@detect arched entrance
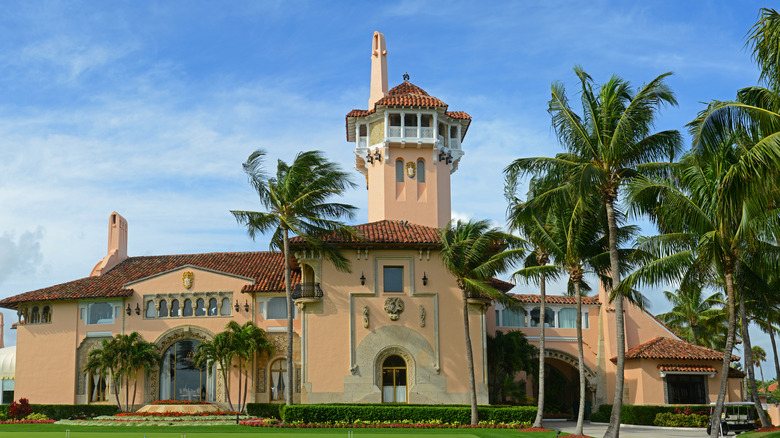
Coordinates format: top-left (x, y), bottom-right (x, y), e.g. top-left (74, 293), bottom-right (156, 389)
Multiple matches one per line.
top-left (534, 349), bottom-right (597, 418)
top-left (381, 355), bottom-right (407, 403)
top-left (159, 339), bottom-right (216, 402)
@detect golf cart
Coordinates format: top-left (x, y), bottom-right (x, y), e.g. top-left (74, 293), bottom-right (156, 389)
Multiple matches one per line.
top-left (706, 402), bottom-right (760, 436)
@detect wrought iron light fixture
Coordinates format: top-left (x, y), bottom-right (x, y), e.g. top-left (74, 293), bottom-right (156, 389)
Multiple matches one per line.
top-left (374, 150), bottom-right (381, 162)
top-left (126, 304), bottom-right (132, 316)
top-left (445, 153), bottom-right (453, 165)
top-left (422, 272), bottom-right (428, 286)
top-left (438, 150), bottom-right (446, 161)
top-left (366, 153), bottom-right (374, 164)
top-left (360, 272), bottom-right (366, 286)
top-left (234, 300), bottom-right (240, 312)
top-left (244, 301), bottom-right (250, 312)
top-left (135, 303), bottom-right (141, 315)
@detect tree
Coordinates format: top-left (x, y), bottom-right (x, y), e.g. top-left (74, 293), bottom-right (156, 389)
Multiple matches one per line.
top-left (226, 321), bottom-right (274, 412)
top-left (440, 219), bottom-right (524, 425)
top-left (193, 331), bottom-right (237, 411)
top-left (119, 333), bottom-right (159, 411)
top-left (84, 337), bottom-right (123, 411)
top-left (231, 149), bottom-right (358, 405)
top-left (506, 66), bottom-right (682, 437)
top-left (753, 346), bottom-right (768, 390)
top-left (656, 287), bottom-right (726, 348)
top-left (486, 329), bottom-right (537, 404)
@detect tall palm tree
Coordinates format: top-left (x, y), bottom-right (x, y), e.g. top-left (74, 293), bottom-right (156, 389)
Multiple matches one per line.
top-left (123, 334), bottom-right (159, 410)
top-left (231, 149), bottom-right (358, 405)
top-left (226, 321), bottom-right (274, 412)
top-left (440, 219), bottom-right (524, 425)
top-left (194, 331), bottom-right (237, 411)
top-left (753, 346), bottom-right (767, 390)
top-left (84, 337), bottom-right (122, 411)
top-left (656, 287), bottom-right (725, 348)
top-left (506, 67), bottom-right (682, 436)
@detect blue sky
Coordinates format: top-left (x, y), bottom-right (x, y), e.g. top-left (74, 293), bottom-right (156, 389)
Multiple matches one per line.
top-left (0, 1), bottom-right (773, 375)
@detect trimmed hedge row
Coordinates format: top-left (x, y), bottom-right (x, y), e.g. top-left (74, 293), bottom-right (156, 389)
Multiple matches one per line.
top-left (0, 404), bottom-right (118, 420)
top-left (590, 404), bottom-right (710, 425)
top-left (280, 404), bottom-right (536, 424)
top-left (247, 403), bottom-right (283, 419)
top-left (654, 412), bottom-right (708, 428)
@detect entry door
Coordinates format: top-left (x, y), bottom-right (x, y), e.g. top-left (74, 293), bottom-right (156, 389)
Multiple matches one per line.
top-left (381, 355), bottom-right (407, 403)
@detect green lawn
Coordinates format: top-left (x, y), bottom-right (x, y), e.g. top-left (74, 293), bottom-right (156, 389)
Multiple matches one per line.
top-left (0, 424), bottom-right (569, 437)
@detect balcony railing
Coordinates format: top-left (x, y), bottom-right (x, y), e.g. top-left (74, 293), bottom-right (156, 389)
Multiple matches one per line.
top-left (292, 283), bottom-right (323, 300)
top-left (358, 137), bottom-right (367, 147)
top-left (420, 127), bottom-right (434, 138)
top-left (450, 138), bottom-right (460, 149)
top-left (404, 127), bottom-right (417, 138)
top-left (389, 126), bottom-right (402, 137)
top-left (387, 126), bottom-right (435, 140)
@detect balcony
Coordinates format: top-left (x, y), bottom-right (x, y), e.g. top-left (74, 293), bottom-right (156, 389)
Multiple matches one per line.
top-left (292, 283), bottom-right (323, 300)
top-left (358, 136), bottom-right (368, 148)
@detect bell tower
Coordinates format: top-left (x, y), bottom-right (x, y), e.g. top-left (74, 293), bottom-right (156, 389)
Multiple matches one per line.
top-left (345, 31), bottom-right (471, 229)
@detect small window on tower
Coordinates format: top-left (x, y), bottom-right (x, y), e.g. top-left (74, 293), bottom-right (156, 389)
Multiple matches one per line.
top-left (359, 125), bottom-right (367, 136)
top-left (384, 266), bottom-right (404, 293)
top-left (395, 160), bottom-right (404, 182)
top-left (417, 160), bottom-right (425, 183)
top-left (450, 126), bottom-right (458, 138)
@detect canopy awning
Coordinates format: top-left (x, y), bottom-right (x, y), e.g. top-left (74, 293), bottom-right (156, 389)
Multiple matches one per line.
top-left (0, 346), bottom-right (16, 380)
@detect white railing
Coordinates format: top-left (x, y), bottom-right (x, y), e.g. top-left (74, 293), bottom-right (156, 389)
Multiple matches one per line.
top-left (358, 137), bottom-right (367, 147)
top-left (421, 127), bottom-right (434, 138)
top-left (404, 127), bottom-right (417, 138)
top-left (389, 126), bottom-right (401, 137)
top-left (450, 138), bottom-right (460, 149)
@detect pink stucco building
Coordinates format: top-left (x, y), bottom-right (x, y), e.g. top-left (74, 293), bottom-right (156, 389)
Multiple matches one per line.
top-left (0, 31), bottom-right (744, 410)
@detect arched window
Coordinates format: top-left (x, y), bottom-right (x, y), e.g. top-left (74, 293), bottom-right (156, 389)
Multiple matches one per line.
top-left (158, 300), bottom-right (168, 318)
top-left (170, 300), bottom-right (180, 317)
top-left (159, 339), bottom-right (215, 402)
top-left (89, 371), bottom-right (108, 402)
top-left (208, 298), bottom-right (218, 316)
top-left (30, 307), bottom-right (40, 324)
top-left (195, 298), bottom-right (206, 317)
top-left (395, 160), bottom-right (404, 182)
top-left (270, 358), bottom-right (288, 401)
top-left (220, 298), bottom-right (231, 316)
top-left (417, 159), bottom-right (425, 183)
top-left (146, 301), bottom-right (156, 318)
top-left (182, 299), bottom-right (193, 317)
top-left (381, 355), bottom-right (407, 403)
top-left (42, 306), bottom-right (51, 323)
top-left (530, 307), bottom-right (555, 328)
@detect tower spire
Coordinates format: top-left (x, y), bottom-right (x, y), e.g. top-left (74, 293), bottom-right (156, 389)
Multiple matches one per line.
top-left (368, 31), bottom-right (388, 109)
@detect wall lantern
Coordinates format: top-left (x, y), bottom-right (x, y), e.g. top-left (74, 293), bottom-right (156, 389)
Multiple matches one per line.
top-left (135, 303), bottom-right (141, 315)
top-left (374, 150), bottom-right (381, 163)
top-left (244, 301), bottom-right (250, 312)
top-left (422, 272), bottom-right (428, 286)
top-left (366, 153), bottom-right (374, 164)
top-left (234, 300), bottom-right (240, 312)
top-left (360, 272), bottom-right (366, 286)
top-left (126, 304), bottom-right (132, 316)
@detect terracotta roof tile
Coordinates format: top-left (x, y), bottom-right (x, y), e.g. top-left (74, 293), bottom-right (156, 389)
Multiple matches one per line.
top-left (347, 109), bottom-right (374, 118)
top-left (445, 111), bottom-right (471, 120)
top-left (290, 220), bottom-right (441, 246)
top-left (658, 364), bottom-right (717, 373)
top-left (728, 368), bottom-right (746, 378)
top-left (611, 337), bottom-right (739, 363)
top-left (509, 293), bottom-right (600, 305)
top-left (767, 382), bottom-right (779, 393)
top-left (0, 252), bottom-right (299, 309)
top-left (489, 279), bottom-right (515, 293)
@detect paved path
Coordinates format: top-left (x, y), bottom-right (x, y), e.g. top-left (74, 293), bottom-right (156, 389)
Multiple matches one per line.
top-left (549, 420), bottom-right (707, 437)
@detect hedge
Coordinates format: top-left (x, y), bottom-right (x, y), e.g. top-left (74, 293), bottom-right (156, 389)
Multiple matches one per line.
top-left (0, 404), bottom-right (118, 420)
top-left (590, 404), bottom-right (710, 425)
top-left (654, 412), bottom-right (708, 428)
top-left (280, 404), bottom-right (536, 424)
top-left (247, 403), bottom-right (283, 419)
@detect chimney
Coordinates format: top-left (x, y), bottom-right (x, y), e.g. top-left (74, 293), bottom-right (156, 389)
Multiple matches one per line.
top-left (368, 31), bottom-right (388, 109)
top-left (90, 212), bottom-right (128, 277)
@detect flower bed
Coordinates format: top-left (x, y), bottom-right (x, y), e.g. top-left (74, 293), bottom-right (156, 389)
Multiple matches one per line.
top-left (151, 399), bottom-right (209, 405)
top-left (116, 411), bottom-right (238, 417)
top-left (0, 419), bottom-right (56, 424)
top-left (57, 413), bottom-right (248, 426)
top-left (240, 418), bottom-right (529, 429)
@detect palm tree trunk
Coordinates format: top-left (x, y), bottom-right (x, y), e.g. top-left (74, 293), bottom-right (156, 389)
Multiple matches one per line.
top-left (604, 197), bottom-right (624, 438)
top-left (284, 226), bottom-right (294, 406)
top-left (575, 279), bottom-right (586, 436)
top-left (759, 363), bottom-right (766, 391)
top-left (739, 285), bottom-right (770, 427)
top-left (125, 374), bottom-right (129, 412)
top-left (237, 357), bottom-right (243, 413)
top-left (771, 328), bottom-right (780, 395)
top-left (111, 371), bottom-right (122, 412)
top-left (533, 271), bottom-right (546, 429)
top-left (242, 367), bottom-right (249, 412)
top-left (462, 292), bottom-right (479, 425)
top-left (131, 373), bottom-right (138, 411)
top-left (221, 360), bottom-right (234, 411)
top-left (710, 271), bottom-right (738, 438)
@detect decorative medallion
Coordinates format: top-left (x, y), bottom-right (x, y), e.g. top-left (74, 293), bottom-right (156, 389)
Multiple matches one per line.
top-left (384, 297), bottom-right (405, 321)
top-left (405, 161), bottom-right (416, 179)
top-left (182, 271), bottom-right (194, 289)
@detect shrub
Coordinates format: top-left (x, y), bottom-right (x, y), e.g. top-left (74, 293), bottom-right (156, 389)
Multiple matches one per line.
top-left (654, 412), bottom-right (708, 427)
top-left (280, 404), bottom-right (536, 424)
top-left (8, 399), bottom-right (32, 419)
top-left (24, 413), bottom-right (50, 421)
top-left (590, 404), bottom-right (711, 425)
top-left (247, 403), bottom-right (283, 419)
top-left (29, 404), bottom-right (119, 420)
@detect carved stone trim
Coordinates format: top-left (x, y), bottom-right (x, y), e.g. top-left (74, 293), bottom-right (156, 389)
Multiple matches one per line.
top-left (374, 346), bottom-right (415, 389)
top-left (362, 306), bottom-right (370, 328)
top-left (419, 305), bottom-right (425, 327)
top-left (542, 348), bottom-right (598, 387)
top-left (383, 297), bottom-right (404, 321)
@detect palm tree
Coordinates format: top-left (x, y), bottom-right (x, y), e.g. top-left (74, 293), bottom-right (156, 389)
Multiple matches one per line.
top-left (656, 287), bottom-right (725, 347)
top-left (486, 330), bottom-right (537, 404)
top-left (194, 331), bottom-right (237, 411)
top-left (84, 337), bottom-right (122, 411)
top-left (753, 346), bottom-right (767, 390)
top-left (122, 334), bottom-right (159, 410)
top-left (226, 321), bottom-right (274, 412)
top-left (231, 149), bottom-right (358, 405)
top-left (506, 67), bottom-right (682, 436)
top-left (440, 219), bottom-right (524, 425)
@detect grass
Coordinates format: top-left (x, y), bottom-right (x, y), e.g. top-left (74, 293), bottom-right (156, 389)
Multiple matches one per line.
top-left (0, 424), bottom-right (569, 437)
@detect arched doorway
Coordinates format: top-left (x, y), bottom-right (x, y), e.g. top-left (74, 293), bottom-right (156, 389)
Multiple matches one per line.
top-left (381, 355), bottom-right (407, 403)
top-left (159, 339), bottom-right (215, 402)
top-left (269, 358), bottom-right (287, 401)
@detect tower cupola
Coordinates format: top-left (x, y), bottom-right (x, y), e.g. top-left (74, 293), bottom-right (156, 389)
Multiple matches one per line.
top-left (346, 32), bottom-right (471, 229)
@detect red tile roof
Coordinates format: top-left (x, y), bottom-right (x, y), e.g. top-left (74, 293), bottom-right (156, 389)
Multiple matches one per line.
top-left (611, 337), bottom-right (739, 363)
top-left (509, 293), bottom-right (600, 305)
top-left (729, 368), bottom-right (746, 378)
top-left (768, 382), bottom-right (779, 393)
top-left (290, 220), bottom-right (442, 246)
top-left (489, 279), bottom-right (515, 293)
top-left (445, 111), bottom-right (471, 120)
top-left (658, 364), bottom-right (717, 373)
top-left (0, 252), bottom-right (299, 309)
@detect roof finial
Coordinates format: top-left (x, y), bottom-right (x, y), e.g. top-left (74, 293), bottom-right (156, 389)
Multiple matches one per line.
top-left (403, 72), bottom-right (410, 82)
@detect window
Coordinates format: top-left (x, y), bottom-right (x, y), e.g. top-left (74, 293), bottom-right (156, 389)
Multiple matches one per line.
top-left (530, 307), bottom-right (554, 328)
top-left (404, 114), bottom-right (417, 127)
top-left (381, 355), bottom-right (407, 403)
top-left (450, 126), bottom-right (458, 138)
top-left (558, 308), bottom-right (577, 328)
top-left (583, 311), bottom-right (589, 329)
top-left (395, 160), bottom-right (404, 182)
top-left (502, 308), bottom-right (526, 327)
top-left (42, 306), bottom-right (51, 323)
top-left (270, 359), bottom-right (288, 401)
top-left (194, 299), bottom-right (206, 316)
top-left (158, 300), bottom-right (168, 318)
top-left (182, 299), bottom-right (193, 317)
top-left (170, 300), bottom-right (180, 317)
top-left (383, 266), bottom-right (403, 292)
top-left (267, 297), bottom-right (291, 320)
top-left (208, 298), bottom-right (218, 316)
top-left (87, 302), bottom-right (114, 325)
top-left (146, 301), bottom-right (155, 318)
top-left (30, 307), bottom-right (40, 324)
top-left (417, 160), bottom-right (425, 182)
top-left (88, 372), bottom-right (108, 402)
top-left (359, 125), bottom-right (367, 136)
top-left (220, 298), bottom-right (231, 316)
top-left (666, 374), bottom-right (707, 404)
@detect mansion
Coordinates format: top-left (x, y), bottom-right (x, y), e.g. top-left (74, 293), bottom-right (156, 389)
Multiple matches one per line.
top-left (0, 32), bottom-right (745, 410)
